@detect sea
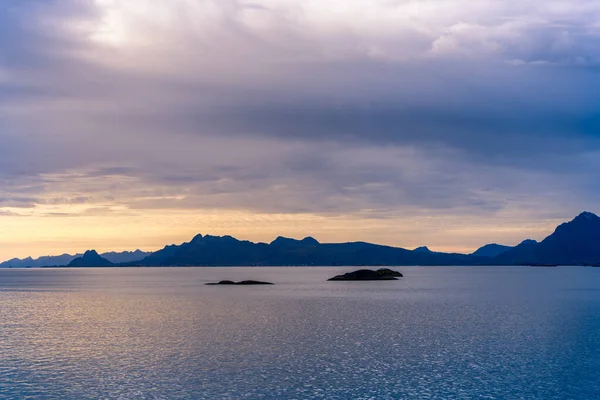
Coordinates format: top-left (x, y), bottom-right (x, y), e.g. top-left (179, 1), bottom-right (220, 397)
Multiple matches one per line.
top-left (1, 266), bottom-right (599, 399)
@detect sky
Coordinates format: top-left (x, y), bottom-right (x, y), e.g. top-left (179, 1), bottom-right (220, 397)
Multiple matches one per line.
top-left (1, 0), bottom-right (599, 260)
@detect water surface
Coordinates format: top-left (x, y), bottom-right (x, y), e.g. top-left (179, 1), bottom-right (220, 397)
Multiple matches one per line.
top-left (1, 266), bottom-right (599, 399)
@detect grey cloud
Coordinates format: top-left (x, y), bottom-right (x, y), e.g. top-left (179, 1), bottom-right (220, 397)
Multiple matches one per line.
top-left (1, 0), bottom-right (599, 222)
top-left (40, 206), bottom-right (133, 218)
top-left (0, 196), bottom-right (38, 208)
top-left (0, 210), bottom-right (21, 217)
top-left (40, 196), bottom-right (92, 205)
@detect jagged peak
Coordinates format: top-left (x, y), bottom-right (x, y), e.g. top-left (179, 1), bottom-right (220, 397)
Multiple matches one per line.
top-left (517, 239), bottom-right (538, 247)
top-left (203, 234), bottom-right (237, 241)
top-left (413, 246), bottom-right (432, 253)
top-left (270, 236), bottom-right (294, 245)
top-left (190, 234), bottom-right (203, 242)
top-left (103, 249), bottom-right (146, 255)
top-left (301, 236), bottom-right (319, 245)
top-left (574, 211), bottom-right (599, 221)
top-left (68, 249), bottom-right (112, 267)
top-left (189, 234), bottom-right (232, 244)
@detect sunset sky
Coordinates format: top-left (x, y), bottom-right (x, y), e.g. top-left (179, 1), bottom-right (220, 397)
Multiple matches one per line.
top-left (1, 0), bottom-right (599, 260)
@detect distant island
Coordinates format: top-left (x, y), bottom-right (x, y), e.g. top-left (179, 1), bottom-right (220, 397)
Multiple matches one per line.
top-left (0, 250), bottom-right (151, 268)
top-left (2, 211), bottom-right (599, 268)
top-left (328, 268), bottom-right (404, 281)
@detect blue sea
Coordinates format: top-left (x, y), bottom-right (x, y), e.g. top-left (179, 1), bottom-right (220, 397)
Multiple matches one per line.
top-left (1, 266), bottom-right (599, 399)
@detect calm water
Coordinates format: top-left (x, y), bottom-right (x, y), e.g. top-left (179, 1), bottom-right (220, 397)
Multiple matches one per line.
top-left (1, 266), bottom-right (599, 399)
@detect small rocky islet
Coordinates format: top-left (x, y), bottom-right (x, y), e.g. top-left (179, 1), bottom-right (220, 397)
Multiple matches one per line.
top-left (328, 268), bottom-right (403, 281)
top-left (205, 268), bottom-right (403, 285)
top-left (205, 280), bottom-right (274, 286)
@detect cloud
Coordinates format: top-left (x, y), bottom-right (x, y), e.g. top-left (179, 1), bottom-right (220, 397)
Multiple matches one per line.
top-left (0, 0), bottom-right (599, 258)
top-left (0, 197), bottom-right (38, 208)
top-left (75, 0), bottom-right (600, 63)
top-left (0, 210), bottom-right (21, 217)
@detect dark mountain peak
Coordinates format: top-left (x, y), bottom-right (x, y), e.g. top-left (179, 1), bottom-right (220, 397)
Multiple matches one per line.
top-left (68, 250), bottom-right (113, 267)
top-left (270, 236), bottom-right (319, 246)
top-left (270, 236), bottom-right (296, 246)
top-left (204, 234), bottom-right (238, 242)
top-left (471, 243), bottom-right (512, 258)
top-left (553, 211), bottom-right (599, 232)
top-left (517, 239), bottom-right (538, 247)
top-left (574, 211), bottom-right (599, 222)
top-left (533, 211), bottom-right (600, 264)
top-left (100, 249), bottom-right (152, 264)
top-left (413, 246), bottom-right (432, 253)
top-left (495, 212), bottom-right (600, 265)
top-left (301, 236), bottom-right (319, 245)
top-left (492, 239), bottom-right (539, 264)
top-left (203, 234), bottom-right (220, 240)
top-left (190, 234), bottom-right (203, 243)
top-left (188, 234), bottom-right (239, 245)
top-left (551, 212), bottom-right (600, 238)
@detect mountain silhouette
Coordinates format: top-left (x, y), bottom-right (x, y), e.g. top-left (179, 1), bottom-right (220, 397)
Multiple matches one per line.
top-left (270, 236), bottom-right (320, 246)
top-left (493, 239), bottom-right (539, 264)
top-left (493, 212), bottom-right (600, 265)
top-left (68, 250), bottom-right (113, 267)
top-left (130, 235), bottom-right (480, 267)
top-left (0, 254), bottom-right (79, 268)
top-left (413, 246), bottom-right (433, 253)
top-left (2, 212), bottom-right (599, 267)
top-left (471, 244), bottom-right (513, 258)
top-left (101, 250), bottom-right (152, 264)
top-left (129, 212), bottom-right (600, 267)
top-left (532, 212), bottom-right (600, 264)
top-left (0, 250), bottom-right (150, 268)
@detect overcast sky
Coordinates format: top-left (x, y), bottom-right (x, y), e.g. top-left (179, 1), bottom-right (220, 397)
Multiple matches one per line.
top-left (1, 0), bottom-right (599, 259)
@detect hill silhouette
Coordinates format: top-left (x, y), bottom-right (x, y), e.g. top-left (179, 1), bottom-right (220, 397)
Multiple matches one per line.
top-left (68, 250), bottom-right (113, 267)
top-left (128, 212), bottom-right (600, 267)
top-left (2, 212), bottom-right (599, 267)
top-left (0, 250), bottom-right (150, 268)
top-left (130, 234), bottom-right (482, 266)
top-left (471, 244), bottom-right (513, 258)
top-left (495, 212), bottom-right (600, 265)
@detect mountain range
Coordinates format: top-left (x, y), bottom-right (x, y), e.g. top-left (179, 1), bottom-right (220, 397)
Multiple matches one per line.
top-left (2, 212), bottom-right (599, 267)
top-left (493, 212), bottom-right (600, 265)
top-left (127, 234), bottom-right (479, 267)
top-left (0, 249), bottom-right (151, 268)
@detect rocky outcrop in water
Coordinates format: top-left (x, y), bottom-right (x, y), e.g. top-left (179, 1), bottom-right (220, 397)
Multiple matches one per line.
top-left (328, 268), bottom-right (403, 281)
top-left (205, 280), bottom-right (274, 285)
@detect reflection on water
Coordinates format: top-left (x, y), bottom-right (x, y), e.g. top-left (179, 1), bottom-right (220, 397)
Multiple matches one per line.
top-left (1, 267), bottom-right (599, 399)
